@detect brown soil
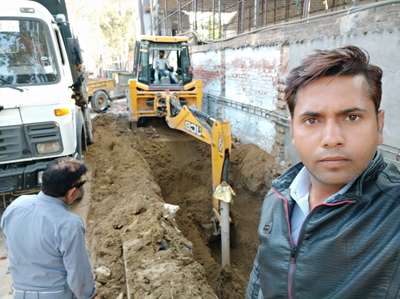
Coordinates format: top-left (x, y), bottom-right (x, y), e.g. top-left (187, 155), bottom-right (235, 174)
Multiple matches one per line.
top-left (85, 111), bottom-right (281, 298)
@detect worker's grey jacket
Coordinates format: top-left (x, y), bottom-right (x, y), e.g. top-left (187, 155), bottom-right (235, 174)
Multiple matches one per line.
top-left (247, 153), bottom-right (400, 299)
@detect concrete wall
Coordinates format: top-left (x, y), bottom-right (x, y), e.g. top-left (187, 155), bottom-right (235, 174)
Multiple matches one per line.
top-left (191, 1), bottom-right (400, 165)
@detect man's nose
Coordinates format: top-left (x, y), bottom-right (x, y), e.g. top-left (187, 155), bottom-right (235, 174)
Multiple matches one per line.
top-left (321, 120), bottom-right (345, 148)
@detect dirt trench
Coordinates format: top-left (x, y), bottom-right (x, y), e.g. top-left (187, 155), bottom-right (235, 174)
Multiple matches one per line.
top-left (85, 112), bottom-right (282, 299)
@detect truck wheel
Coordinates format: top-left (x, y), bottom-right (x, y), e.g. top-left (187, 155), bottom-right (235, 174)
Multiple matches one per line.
top-left (83, 106), bottom-right (94, 145)
top-left (91, 90), bottom-right (109, 113)
top-left (76, 129), bottom-right (84, 160)
top-left (81, 126), bottom-right (88, 152)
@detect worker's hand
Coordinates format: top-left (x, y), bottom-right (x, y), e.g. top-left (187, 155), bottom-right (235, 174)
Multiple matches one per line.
top-left (93, 295), bottom-right (102, 299)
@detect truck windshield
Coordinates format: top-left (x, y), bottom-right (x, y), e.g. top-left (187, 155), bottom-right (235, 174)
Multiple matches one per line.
top-left (0, 18), bottom-right (59, 86)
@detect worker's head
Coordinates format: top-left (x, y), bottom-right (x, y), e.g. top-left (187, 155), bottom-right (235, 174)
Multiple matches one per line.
top-left (159, 50), bottom-right (165, 58)
top-left (285, 46), bottom-right (384, 190)
top-left (42, 158), bottom-right (87, 204)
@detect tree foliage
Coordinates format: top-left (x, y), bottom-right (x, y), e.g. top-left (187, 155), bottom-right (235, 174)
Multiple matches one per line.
top-left (99, 1), bottom-right (135, 69)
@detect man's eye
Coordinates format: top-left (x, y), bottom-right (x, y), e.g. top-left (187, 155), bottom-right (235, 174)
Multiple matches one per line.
top-left (304, 118), bottom-right (317, 125)
top-left (347, 114), bottom-right (360, 121)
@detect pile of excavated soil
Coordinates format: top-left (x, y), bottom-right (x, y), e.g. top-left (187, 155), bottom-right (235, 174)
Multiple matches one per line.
top-left (86, 113), bottom-right (282, 298)
top-left (86, 116), bottom-right (215, 298)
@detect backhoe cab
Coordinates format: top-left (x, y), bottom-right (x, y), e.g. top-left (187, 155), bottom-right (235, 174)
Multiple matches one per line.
top-left (128, 36), bottom-right (202, 125)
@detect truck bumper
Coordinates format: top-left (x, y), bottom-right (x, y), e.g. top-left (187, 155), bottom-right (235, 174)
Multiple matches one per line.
top-left (0, 161), bottom-right (50, 195)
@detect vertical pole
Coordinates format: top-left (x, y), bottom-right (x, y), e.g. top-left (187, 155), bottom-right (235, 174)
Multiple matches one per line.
top-left (212, 0), bottom-right (216, 39)
top-left (264, 0), bottom-right (268, 25)
top-left (237, 0), bottom-right (241, 33)
top-left (138, 0), bottom-right (145, 35)
top-left (285, 0), bottom-right (290, 21)
top-left (274, 0), bottom-right (277, 23)
top-left (221, 201), bottom-right (230, 268)
top-left (155, 0), bottom-right (161, 35)
top-left (177, 0), bottom-right (182, 33)
top-left (149, 0), bottom-right (154, 35)
top-left (240, 0), bottom-right (245, 32)
top-left (254, 0), bottom-right (259, 28)
top-left (164, 0), bottom-right (168, 34)
top-left (302, 0), bottom-right (310, 19)
top-left (247, 1), bottom-right (250, 30)
top-left (218, 0), bottom-right (222, 39)
top-left (193, 0), bottom-right (198, 31)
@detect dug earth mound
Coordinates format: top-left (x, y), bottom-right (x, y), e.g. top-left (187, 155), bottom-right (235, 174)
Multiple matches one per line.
top-left (85, 114), bottom-right (283, 298)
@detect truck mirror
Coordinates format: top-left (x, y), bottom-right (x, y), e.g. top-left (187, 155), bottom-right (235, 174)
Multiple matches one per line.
top-left (67, 37), bottom-right (83, 65)
top-left (55, 14), bottom-right (67, 24)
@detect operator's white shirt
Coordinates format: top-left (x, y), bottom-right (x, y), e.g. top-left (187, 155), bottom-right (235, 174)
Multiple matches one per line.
top-left (155, 58), bottom-right (169, 70)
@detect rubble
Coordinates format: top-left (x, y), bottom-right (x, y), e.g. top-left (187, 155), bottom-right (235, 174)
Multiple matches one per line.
top-left (95, 266), bottom-right (112, 284)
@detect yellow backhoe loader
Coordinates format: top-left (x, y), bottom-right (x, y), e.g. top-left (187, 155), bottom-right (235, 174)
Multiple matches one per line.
top-left (128, 35), bottom-right (234, 267)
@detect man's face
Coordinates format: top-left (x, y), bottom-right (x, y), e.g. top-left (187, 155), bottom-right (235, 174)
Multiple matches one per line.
top-left (291, 75), bottom-right (384, 189)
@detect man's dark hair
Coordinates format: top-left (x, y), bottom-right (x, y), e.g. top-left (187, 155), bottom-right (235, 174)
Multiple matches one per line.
top-left (42, 158), bottom-right (87, 197)
top-left (284, 46), bottom-right (383, 116)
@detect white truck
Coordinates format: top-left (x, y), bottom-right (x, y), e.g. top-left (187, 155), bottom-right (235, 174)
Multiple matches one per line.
top-left (0, 0), bottom-right (93, 207)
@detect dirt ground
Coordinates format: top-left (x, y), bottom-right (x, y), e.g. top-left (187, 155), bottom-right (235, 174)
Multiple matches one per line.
top-left (86, 109), bottom-right (282, 298)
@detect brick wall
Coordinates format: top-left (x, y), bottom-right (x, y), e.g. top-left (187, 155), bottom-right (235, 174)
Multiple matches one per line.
top-left (191, 2), bottom-right (400, 165)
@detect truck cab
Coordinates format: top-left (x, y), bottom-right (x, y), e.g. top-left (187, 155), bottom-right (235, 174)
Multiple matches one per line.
top-left (0, 1), bottom-right (92, 206)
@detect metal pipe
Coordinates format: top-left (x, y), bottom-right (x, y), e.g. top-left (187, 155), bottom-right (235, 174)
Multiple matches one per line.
top-left (164, 0), bottom-right (168, 34)
top-left (254, 0), bottom-right (260, 27)
top-left (205, 94), bottom-right (289, 127)
top-left (212, 0), bottom-right (216, 39)
top-left (285, 0), bottom-right (290, 20)
top-left (137, 0), bottom-right (145, 35)
top-left (149, 0), bottom-right (154, 35)
top-left (193, 0), bottom-right (198, 30)
top-left (238, 0), bottom-right (245, 33)
top-left (220, 201), bottom-right (230, 267)
top-left (155, 0), bottom-right (161, 35)
top-left (218, 0), bottom-right (222, 38)
top-left (303, 0), bottom-right (311, 19)
top-left (177, 0), bottom-right (182, 33)
top-left (264, 0), bottom-right (268, 25)
top-left (237, 0), bottom-right (241, 33)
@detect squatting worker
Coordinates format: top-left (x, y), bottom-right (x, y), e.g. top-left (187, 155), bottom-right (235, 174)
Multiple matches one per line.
top-left (1, 158), bottom-right (98, 299)
top-left (247, 46), bottom-right (400, 299)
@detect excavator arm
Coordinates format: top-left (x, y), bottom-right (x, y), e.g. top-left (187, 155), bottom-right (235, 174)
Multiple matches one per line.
top-left (165, 93), bottom-right (234, 267)
top-left (166, 94), bottom-right (231, 186)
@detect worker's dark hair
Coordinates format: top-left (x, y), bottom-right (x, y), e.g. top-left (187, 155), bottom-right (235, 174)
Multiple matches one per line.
top-left (284, 45), bottom-right (383, 116)
top-left (42, 158), bottom-right (87, 197)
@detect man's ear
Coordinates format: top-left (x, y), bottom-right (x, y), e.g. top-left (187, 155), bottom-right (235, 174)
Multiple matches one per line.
top-left (64, 188), bottom-right (77, 205)
top-left (377, 110), bottom-right (384, 144)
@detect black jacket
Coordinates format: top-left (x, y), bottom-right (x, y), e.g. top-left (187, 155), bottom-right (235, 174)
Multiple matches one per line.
top-left (247, 153), bottom-right (400, 299)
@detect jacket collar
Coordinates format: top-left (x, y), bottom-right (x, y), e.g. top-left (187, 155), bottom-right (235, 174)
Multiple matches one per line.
top-left (272, 151), bottom-right (386, 200)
